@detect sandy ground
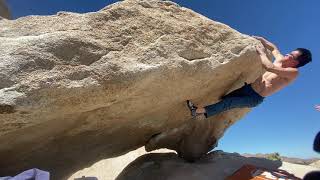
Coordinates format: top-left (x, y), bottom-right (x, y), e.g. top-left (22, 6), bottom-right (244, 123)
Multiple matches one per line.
top-left (280, 161), bottom-right (320, 179)
top-left (310, 160), bottom-right (320, 168)
top-left (68, 148), bottom-right (174, 180)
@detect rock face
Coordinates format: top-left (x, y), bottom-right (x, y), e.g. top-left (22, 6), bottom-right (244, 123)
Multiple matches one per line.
top-left (0, 0), bottom-right (265, 178)
top-left (0, 0), bottom-right (10, 19)
top-left (116, 151), bottom-right (282, 180)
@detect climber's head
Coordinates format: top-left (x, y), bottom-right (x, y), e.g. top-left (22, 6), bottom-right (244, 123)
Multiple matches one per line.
top-left (283, 48), bottom-right (312, 68)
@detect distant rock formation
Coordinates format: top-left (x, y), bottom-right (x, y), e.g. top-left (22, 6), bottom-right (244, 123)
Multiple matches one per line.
top-left (0, 0), bottom-right (10, 19)
top-left (243, 153), bottom-right (320, 165)
top-left (0, 0), bottom-right (265, 178)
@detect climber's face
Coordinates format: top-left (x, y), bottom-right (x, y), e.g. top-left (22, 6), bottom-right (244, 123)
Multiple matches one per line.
top-left (282, 50), bottom-right (300, 68)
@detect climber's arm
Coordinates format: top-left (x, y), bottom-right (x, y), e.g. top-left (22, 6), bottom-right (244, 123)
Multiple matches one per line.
top-left (253, 36), bottom-right (284, 61)
top-left (256, 46), bottom-right (298, 79)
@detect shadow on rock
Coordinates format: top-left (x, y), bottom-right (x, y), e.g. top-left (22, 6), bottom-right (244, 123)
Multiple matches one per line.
top-left (116, 151), bottom-right (282, 180)
top-left (74, 176), bottom-right (98, 180)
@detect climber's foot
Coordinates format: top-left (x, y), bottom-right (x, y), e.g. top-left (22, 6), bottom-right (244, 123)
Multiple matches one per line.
top-left (186, 100), bottom-right (198, 118)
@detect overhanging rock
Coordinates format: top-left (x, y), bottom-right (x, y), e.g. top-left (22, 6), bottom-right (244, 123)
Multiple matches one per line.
top-left (0, 0), bottom-right (266, 178)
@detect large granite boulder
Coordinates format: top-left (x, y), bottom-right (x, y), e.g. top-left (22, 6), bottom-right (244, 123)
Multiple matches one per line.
top-left (0, 0), bottom-right (265, 178)
top-left (0, 0), bottom-right (10, 19)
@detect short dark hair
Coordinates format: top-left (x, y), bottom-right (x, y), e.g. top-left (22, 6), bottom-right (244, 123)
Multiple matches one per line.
top-left (295, 48), bottom-right (312, 67)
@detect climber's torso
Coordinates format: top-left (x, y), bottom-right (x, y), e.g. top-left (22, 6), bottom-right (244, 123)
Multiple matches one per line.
top-left (251, 66), bottom-right (297, 97)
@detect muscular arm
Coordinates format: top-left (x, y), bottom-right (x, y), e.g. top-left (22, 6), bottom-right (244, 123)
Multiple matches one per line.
top-left (257, 46), bottom-right (298, 79)
top-left (270, 48), bottom-right (284, 61)
top-left (253, 36), bottom-right (284, 61)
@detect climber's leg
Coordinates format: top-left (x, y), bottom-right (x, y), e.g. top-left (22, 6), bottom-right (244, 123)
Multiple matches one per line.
top-left (204, 84), bottom-right (264, 118)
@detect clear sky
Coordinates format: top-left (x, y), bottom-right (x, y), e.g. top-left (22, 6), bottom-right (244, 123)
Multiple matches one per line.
top-left (6, 0), bottom-right (320, 158)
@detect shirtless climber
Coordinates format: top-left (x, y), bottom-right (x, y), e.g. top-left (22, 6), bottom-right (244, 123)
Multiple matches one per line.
top-left (187, 36), bottom-right (312, 118)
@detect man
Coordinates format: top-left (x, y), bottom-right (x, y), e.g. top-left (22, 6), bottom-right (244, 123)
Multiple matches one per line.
top-left (187, 36), bottom-right (312, 118)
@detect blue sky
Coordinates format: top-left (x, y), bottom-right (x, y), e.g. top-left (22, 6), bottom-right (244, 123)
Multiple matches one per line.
top-left (6, 0), bottom-right (320, 158)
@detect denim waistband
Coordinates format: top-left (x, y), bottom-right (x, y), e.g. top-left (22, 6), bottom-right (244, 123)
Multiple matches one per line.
top-left (244, 83), bottom-right (265, 99)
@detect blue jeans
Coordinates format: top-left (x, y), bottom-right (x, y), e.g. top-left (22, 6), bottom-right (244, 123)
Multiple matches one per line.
top-left (204, 83), bottom-right (264, 118)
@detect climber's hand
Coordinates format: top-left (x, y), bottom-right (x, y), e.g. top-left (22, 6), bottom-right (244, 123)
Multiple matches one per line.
top-left (255, 45), bottom-right (266, 56)
top-left (252, 36), bottom-right (277, 51)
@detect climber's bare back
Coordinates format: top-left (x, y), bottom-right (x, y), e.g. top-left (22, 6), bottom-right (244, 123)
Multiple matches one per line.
top-left (251, 66), bottom-right (297, 97)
